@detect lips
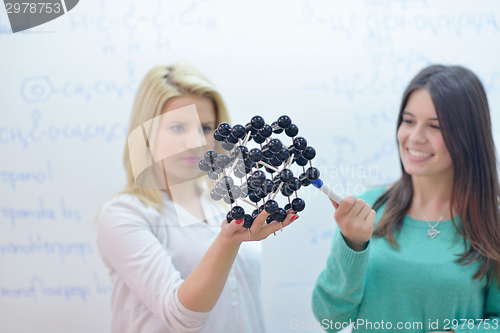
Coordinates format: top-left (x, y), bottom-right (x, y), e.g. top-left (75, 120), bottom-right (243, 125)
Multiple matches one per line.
top-left (407, 148), bottom-right (433, 158)
top-left (406, 148), bottom-right (434, 162)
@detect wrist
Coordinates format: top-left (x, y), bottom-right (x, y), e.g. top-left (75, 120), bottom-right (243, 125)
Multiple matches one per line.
top-left (216, 231), bottom-right (243, 249)
top-left (342, 234), bottom-right (369, 252)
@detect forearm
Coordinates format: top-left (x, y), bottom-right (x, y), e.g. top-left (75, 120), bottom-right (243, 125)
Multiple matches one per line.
top-left (312, 230), bottom-right (370, 327)
top-left (177, 233), bottom-right (242, 312)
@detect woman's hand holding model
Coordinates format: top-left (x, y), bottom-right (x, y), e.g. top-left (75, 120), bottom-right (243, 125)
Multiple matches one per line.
top-left (220, 209), bottom-right (298, 244)
top-left (329, 196), bottom-right (376, 252)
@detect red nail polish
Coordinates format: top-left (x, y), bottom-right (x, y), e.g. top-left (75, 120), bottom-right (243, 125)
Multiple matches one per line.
top-left (235, 219), bottom-right (244, 224)
top-left (291, 215), bottom-right (299, 222)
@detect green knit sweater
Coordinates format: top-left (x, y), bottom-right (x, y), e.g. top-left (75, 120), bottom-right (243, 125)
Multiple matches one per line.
top-left (312, 186), bottom-right (500, 333)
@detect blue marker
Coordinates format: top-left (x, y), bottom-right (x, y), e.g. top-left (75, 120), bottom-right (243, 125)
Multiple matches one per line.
top-left (311, 178), bottom-right (344, 204)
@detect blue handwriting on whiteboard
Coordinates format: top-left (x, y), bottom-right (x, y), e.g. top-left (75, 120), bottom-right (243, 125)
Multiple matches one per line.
top-left (0, 198), bottom-right (55, 227)
top-left (20, 75), bottom-right (137, 103)
top-left (0, 234), bottom-right (93, 264)
top-left (0, 110), bottom-right (127, 148)
top-left (0, 197), bottom-right (81, 227)
top-left (0, 276), bottom-right (91, 302)
top-left (0, 161), bottom-right (53, 189)
top-left (309, 227), bottom-right (336, 245)
top-left (93, 272), bottom-right (113, 294)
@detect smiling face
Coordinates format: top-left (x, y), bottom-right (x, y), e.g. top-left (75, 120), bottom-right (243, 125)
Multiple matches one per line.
top-left (152, 95), bottom-right (216, 185)
top-left (397, 88), bottom-right (454, 180)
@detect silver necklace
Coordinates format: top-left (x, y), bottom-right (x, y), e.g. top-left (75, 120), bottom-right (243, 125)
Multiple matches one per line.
top-left (414, 203), bottom-right (447, 239)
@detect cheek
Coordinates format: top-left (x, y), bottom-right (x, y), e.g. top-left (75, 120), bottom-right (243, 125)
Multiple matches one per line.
top-left (431, 136), bottom-right (454, 170)
top-left (397, 127), bottom-right (407, 147)
top-left (434, 137), bottom-right (448, 153)
top-left (434, 137), bottom-right (452, 159)
top-left (205, 133), bottom-right (216, 148)
top-left (153, 130), bottom-right (181, 158)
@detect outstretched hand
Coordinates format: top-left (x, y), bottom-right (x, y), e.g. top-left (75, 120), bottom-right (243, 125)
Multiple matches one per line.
top-left (220, 209), bottom-right (298, 243)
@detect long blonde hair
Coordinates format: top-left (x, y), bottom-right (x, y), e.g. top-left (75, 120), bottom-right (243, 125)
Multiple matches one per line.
top-left (120, 63), bottom-right (230, 212)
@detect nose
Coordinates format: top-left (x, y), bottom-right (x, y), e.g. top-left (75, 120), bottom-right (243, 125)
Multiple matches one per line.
top-left (184, 127), bottom-right (206, 150)
top-left (408, 124), bottom-right (427, 144)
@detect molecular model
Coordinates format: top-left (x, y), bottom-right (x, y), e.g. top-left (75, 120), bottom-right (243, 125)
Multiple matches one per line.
top-left (198, 115), bottom-right (321, 236)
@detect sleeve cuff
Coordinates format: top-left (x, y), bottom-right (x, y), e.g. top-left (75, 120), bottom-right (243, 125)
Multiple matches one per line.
top-left (332, 230), bottom-right (370, 266)
top-left (174, 288), bottom-right (212, 321)
top-left (159, 285), bottom-right (212, 333)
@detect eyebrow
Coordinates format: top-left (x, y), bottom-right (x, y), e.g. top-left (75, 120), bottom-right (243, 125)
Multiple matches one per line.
top-left (201, 121), bottom-right (216, 126)
top-left (165, 121), bottom-right (186, 126)
top-left (165, 121), bottom-right (216, 126)
top-left (402, 111), bottom-right (439, 121)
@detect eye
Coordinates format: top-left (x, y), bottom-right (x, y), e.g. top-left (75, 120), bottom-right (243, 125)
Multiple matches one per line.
top-left (202, 126), bottom-right (213, 134)
top-left (403, 119), bottom-right (413, 124)
top-left (170, 125), bottom-right (184, 132)
top-left (430, 124), bottom-right (441, 130)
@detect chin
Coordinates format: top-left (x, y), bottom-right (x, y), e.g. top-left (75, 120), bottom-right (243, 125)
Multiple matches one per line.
top-left (405, 170), bottom-right (428, 177)
top-left (403, 165), bottom-right (452, 179)
top-left (401, 162), bottom-right (429, 177)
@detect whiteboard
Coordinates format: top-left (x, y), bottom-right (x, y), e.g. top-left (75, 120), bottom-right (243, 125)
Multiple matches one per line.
top-left (1, 0), bottom-right (499, 332)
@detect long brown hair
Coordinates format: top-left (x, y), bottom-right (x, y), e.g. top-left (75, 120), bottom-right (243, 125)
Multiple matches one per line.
top-left (372, 65), bottom-right (500, 286)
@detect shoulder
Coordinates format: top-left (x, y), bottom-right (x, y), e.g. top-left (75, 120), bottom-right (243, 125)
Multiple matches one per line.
top-left (356, 185), bottom-right (388, 206)
top-left (96, 193), bottom-right (162, 231)
top-left (99, 193), bottom-right (155, 216)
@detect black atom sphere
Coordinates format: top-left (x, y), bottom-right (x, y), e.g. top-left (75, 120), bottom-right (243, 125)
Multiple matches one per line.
top-left (251, 115), bottom-right (265, 130)
top-left (218, 122), bottom-right (231, 136)
top-left (264, 200), bottom-right (279, 215)
top-left (273, 208), bottom-right (287, 222)
top-left (277, 115), bottom-right (292, 129)
top-left (285, 124), bottom-right (299, 137)
top-left (231, 206), bottom-right (245, 220)
top-left (292, 198), bottom-right (306, 212)
top-left (231, 124), bottom-right (247, 139)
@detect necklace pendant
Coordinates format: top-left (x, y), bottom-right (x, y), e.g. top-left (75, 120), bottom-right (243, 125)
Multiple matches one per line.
top-left (427, 228), bottom-right (440, 239)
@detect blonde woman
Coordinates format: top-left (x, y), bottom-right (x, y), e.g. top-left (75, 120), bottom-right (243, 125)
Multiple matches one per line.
top-left (95, 64), bottom-right (297, 333)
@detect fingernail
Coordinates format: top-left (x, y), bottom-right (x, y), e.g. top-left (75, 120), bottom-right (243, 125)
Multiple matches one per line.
top-left (291, 215), bottom-right (299, 222)
top-left (235, 219), bottom-right (244, 224)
